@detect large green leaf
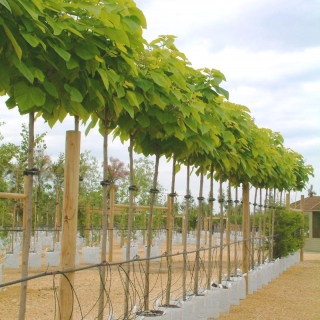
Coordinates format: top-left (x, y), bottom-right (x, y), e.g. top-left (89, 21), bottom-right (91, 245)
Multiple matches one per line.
top-left (126, 91), bottom-right (139, 108)
top-left (0, 0), bottom-right (11, 12)
top-left (20, 31), bottom-right (39, 47)
top-left (97, 68), bottom-right (109, 90)
top-left (184, 117), bottom-right (198, 133)
top-left (222, 130), bottom-right (236, 145)
top-left (64, 84), bottom-right (83, 102)
top-left (12, 56), bottom-right (34, 83)
top-left (149, 70), bottom-right (171, 88)
top-left (43, 80), bottom-right (58, 98)
top-left (75, 43), bottom-right (98, 60)
top-left (3, 25), bottom-right (22, 60)
top-left (48, 41), bottom-right (71, 61)
top-left (14, 81), bottom-right (46, 112)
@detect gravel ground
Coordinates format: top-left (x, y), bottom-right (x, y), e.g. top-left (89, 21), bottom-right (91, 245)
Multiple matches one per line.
top-left (218, 251), bottom-right (320, 320)
top-left (0, 249), bottom-right (319, 319)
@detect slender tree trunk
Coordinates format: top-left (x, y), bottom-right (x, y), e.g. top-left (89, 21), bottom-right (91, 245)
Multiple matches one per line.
top-left (144, 151), bottom-right (160, 311)
top-left (270, 188), bottom-right (276, 260)
top-left (194, 167), bottom-right (204, 294)
top-left (262, 188), bottom-right (268, 262)
top-left (226, 176), bottom-right (231, 279)
top-left (165, 155), bottom-right (176, 305)
top-left (258, 188), bottom-right (262, 265)
top-left (98, 110), bottom-right (109, 320)
top-left (182, 160), bottom-right (190, 300)
top-left (218, 172), bottom-right (224, 284)
top-left (242, 183), bottom-right (250, 294)
top-left (124, 135), bottom-right (135, 316)
top-left (251, 187), bottom-right (258, 269)
top-left (207, 165), bottom-right (214, 289)
top-left (234, 184), bottom-right (238, 276)
top-left (19, 112), bottom-right (35, 320)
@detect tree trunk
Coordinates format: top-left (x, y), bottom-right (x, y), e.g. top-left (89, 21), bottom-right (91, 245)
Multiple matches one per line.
top-left (182, 160), bottom-right (190, 300)
top-left (218, 172), bottom-right (224, 284)
top-left (226, 176), bottom-right (231, 279)
top-left (144, 151), bottom-right (160, 311)
top-left (124, 135), bottom-right (135, 317)
top-left (98, 110), bottom-right (109, 320)
top-left (251, 187), bottom-right (258, 268)
top-left (194, 166), bottom-right (204, 294)
top-left (242, 183), bottom-right (250, 294)
top-left (262, 188), bottom-right (268, 262)
top-left (165, 155), bottom-right (176, 305)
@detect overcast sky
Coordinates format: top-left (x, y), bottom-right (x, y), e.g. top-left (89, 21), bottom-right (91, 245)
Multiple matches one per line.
top-left (0, 0), bottom-right (319, 206)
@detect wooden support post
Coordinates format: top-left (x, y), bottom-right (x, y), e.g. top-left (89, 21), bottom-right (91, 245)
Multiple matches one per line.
top-left (285, 193), bottom-right (290, 209)
top-left (166, 194), bottom-right (171, 254)
top-left (204, 211), bottom-right (208, 245)
top-left (85, 204), bottom-right (90, 247)
top-left (300, 195), bottom-right (304, 262)
top-left (108, 186), bottom-right (115, 262)
top-left (242, 183), bottom-right (250, 294)
top-left (57, 131), bottom-right (81, 320)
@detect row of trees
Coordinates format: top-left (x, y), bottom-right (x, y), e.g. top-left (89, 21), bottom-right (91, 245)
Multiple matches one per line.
top-left (1, 0), bottom-right (314, 318)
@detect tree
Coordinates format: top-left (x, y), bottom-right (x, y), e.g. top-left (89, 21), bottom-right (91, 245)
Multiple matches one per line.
top-left (307, 184), bottom-right (316, 197)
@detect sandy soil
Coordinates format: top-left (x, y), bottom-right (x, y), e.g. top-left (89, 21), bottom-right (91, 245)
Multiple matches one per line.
top-left (0, 242), bottom-right (319, 320)
top-left (219, 251), bottom-right (320, 320)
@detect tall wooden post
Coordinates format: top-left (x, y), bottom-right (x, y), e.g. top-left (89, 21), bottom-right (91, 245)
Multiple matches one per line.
top-left (85, 204), bottom-right (90, 247)
top-left (108, 186), bottom-right (115, 262)
top-left (300, 195), bottom-right (304, 262)
top-left (57, 131), bottom-right (81, 320)
top-left (285, 193), bottom-right (290, 209)
top-left (242, 183), bottom-right (250, 294)
top-left (19, 113), bottom-right (34, 320)
top-left (218, 173), bottom-right (224, 284)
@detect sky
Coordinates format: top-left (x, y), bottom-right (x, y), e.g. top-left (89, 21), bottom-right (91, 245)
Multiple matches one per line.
top-left (0, 0), bottom-right (319, 208)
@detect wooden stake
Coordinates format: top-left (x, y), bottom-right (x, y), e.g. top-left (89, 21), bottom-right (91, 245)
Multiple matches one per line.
top-left (19, 112), bottom-right (34, 320)
top-left (108, 186), bottom-right (115, 262)
top-left (300, 195), bottom-right (304, 261)
top-left (57, 131), bottom-right (81, 320)
top-left (242, 183), bottom-right (250, 294)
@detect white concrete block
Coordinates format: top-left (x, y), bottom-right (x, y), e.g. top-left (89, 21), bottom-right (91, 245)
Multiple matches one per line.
top-left (82, 246), bottom-right (100, 264)
top-left (4, 253), bottom-right (19, 269)
top-left (29, 252), bottom-right (42, 268)
top-left (45, 251), bottom-right (60, 267)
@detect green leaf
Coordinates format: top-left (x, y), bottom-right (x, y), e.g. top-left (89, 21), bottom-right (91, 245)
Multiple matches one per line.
top-left (75, 43), bottom-right (98, 60)
top-left (120, 53), bottom-right (138, 76)
top-left (0, 0), bottom-right (11, 12)
top-left (19, 0), bottom-right (39, 20)
top-left (105, 28), bottom-right (129, 46)
top-left (66, 58), bottom-right (79, 69)
top-left (64, 84), bottom-right (83, 102)
top-left (126, 91), bottom-right (139, 108)
top-left (136, 114), bottom-right (150, 128)
top-left (149, 70), bottom-right (171, 88)
top-left (121, 99), bottom-right (134, 118)
top-left (14, 81), bottom-right (46, 112)
top-left (222, 130), bottom-right (236, 145)
top-left (97, 68), bottom-right (109, 91)
top-left (30, 67), bottom-right (44, 82)
top-left (3, 25), bottom-right (22, 60)
top-left (122, 16), bottom-right (141, 33)
top-left (12, 56), bottom-right (34, 83)
top-left (43, 80), bottom-right (58, 98)
top-left (48, 41), bottom-right (71, 61)
top-left (135, 78), bottom-right (153, 92)
top-left (20, 31), bottom-right (39, 47)
top-left (184, 117), bottom-right (198, 133)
